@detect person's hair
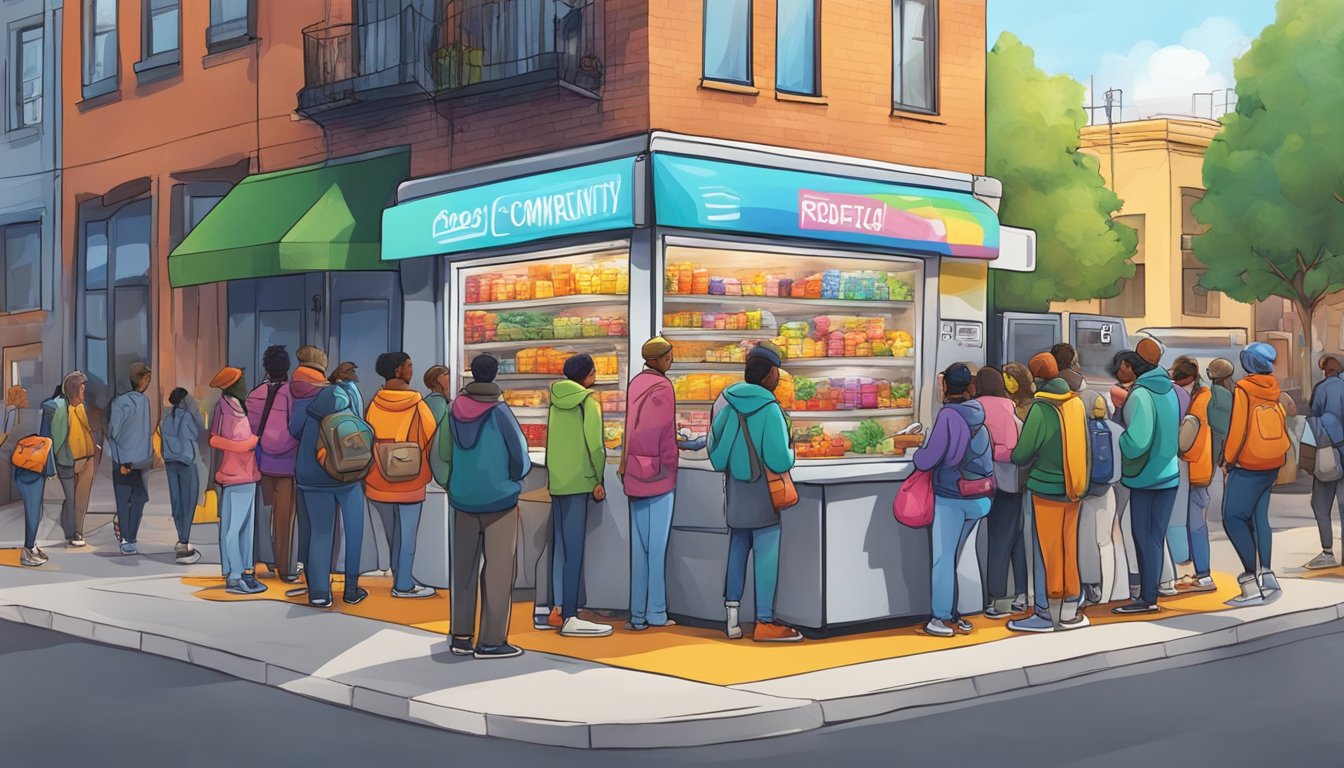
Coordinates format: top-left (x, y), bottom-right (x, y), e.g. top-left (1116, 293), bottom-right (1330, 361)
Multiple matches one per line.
top-left (169, 387), bottom-right (189, 410)
top-left (375, 352), bottom-right (411, 382)
top-left (744, 357), bottom-right (776, 386)
top-left (62, 371), bottom-right (87, 400)
top-left (1108, 350), bottom-right (1154, 377)
top-left (49, 385), bottom-right (63, 400)
top-left (1321, 355), bottom-right (1340, 372)
top-left (262, 345), bottom-right (291, 380)
top-left (1002, 362), bottom-right (1034, 403)
top-left (328, 362), bottom-right (357, 384)
top-left (974, 365), bottom-right (1007, 399)
top-left (130, 367), bottom-right (151, 388)
top-left (1171, 355), bottom-right (1203, 395)
top-left (1050, 343), bottom-right (1078, 372)
top-left (470, 355), bottom-right (499, 384)
top-left (423, 365), bottom-right (450, 392)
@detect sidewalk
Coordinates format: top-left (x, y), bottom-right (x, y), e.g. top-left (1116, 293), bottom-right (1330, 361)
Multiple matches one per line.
top-left (2, 472), bottom-right (1344, 748)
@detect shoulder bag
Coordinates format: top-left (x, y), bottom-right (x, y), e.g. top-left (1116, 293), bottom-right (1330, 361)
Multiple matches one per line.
top-left (737, 410), bottom-right (798, 511)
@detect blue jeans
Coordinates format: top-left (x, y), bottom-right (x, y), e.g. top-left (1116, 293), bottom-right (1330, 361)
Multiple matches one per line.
top-left (14, 469), bottom-right (45, 550)
top-left (931, 496), bottom-right (990, 621)
top-left (302, 484), bottom-right (366, 601)
top-left (371, 501), bottom-right (423, 593)
top-left (112, 469), bottom-right (148, 543)
top-left (1223, 467), bottom-right (1277, 575)
top-left (629, 492), bottom-right (675, 626)
top-left (165, 461), bottom-right (199, 545)
top-left (218, 484), bottom-right (257, 580)
top-left (551, 493), bottom-right (590, 620)
top-left (1187, 485), bottom-right (1212, 578)
top-left (725, 524), bottom-right (780, 624)
top-left (1127, 486), bottom-right (1178, 605)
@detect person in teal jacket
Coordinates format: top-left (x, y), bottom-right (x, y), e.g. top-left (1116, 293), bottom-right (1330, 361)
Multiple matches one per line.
top-left (709, 344), bottom-right (802, 643)
top-left (1111, 347), bottom-right (1181, 615)
top-left (544, 354), bottom-right (610, 638)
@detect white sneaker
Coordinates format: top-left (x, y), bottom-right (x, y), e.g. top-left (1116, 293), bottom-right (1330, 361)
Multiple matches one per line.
top-left (391, 585), bottom-right (437, 599)
top-left (559, 616), bottom-right (613, 638)
top-left (1158, 580), bottom-right (1178, 597)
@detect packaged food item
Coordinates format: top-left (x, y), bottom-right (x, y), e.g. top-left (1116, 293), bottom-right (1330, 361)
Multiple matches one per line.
top-left (692, 269), bottom-right (710, 295)
top-left (709, 277), bottom-right (725, 296)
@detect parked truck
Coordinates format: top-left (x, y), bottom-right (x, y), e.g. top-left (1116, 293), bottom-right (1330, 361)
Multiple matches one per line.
top-left (990, 311), bottom-right (1133, 386)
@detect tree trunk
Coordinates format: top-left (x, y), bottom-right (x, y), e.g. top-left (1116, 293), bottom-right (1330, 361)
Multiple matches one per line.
top-left (1294, 302), bottom-right (1317, 404)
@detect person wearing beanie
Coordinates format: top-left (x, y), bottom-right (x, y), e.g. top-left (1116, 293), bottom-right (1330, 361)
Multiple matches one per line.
top-left (433, 354), bottom-right (531, 659)
top-left (912, 363), bottom-right (993, 637)
top-left (160, 386), bottom-right (205, 565)
top-left (974, 367), bottom-right (1028, 618)
top-left (1306, 355), bottom-right (1344, 570)
top-left (209, 367), bottom-right (265, 595)
top-left (287, 347), bottom-right (329, 592)
top-left (545, 353), bottom-right (611, 637)
top-left (710, 346), bottom-right (801, 643)
top-left (246, 345), bottom-right (301, 583)
top-left (107, 362), bottom-right (154, 554)
top-left (423, 364), bottom-right (452, 424)
top-left (296, 345), bottom-right (328, 373)
top-left (1009, 352), bottom-right (1091, 633)
top-left (1170, 356), bottom-right (1217, 592)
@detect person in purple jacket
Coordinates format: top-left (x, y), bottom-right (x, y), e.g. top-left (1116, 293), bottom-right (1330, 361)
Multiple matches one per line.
top-left (247, 346), bottom-right (301, 584)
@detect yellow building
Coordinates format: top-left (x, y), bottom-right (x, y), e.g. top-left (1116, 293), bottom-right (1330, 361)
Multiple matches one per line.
top-left (1051, 117), bottom-right (1255, 334)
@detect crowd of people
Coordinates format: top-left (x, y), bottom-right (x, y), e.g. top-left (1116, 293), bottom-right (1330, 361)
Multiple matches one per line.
top-left (0, 332), bottom-right (1322, 651)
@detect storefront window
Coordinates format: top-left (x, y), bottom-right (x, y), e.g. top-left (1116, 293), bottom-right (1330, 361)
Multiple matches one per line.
top-left (663, 244), bottom-right (921, 461)
top-left (456, 247), bottom-right (630, 455)
top-left (81, 199), bottom-right (153, 406)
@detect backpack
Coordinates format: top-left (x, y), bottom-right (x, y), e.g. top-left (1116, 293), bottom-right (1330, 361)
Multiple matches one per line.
top-left (949, 403), bottom-right (996, 499)
top-left (373, 404), bottom-right (425, 482)
top-left (1229, 383), bottom-right (1290, 471)
top-left (1086, 415), bottom-right (1119, 497)
top-left (12, 434), bottom-right (53, 476)
top-left (317, 397), bottom-right (375, 483)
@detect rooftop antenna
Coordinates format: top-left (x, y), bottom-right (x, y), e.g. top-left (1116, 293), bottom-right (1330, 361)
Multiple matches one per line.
top-left (1104, 88), bottom-right (1122, 189)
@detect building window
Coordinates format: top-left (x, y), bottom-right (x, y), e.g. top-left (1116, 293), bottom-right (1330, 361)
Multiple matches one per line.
top-left (775, 0), bottom-right (818, 95)
top-left (143, 0), bottom-right (180, 58)
top-left (208, 0), bottom-right (254, 53)
top-left (80, 199), bottom-right (152, 407)
top-left (84, 0), bottom-right (119, 98)
top-left (1101, 214), bottom-right (1145, 318)
top-left (12, 26), bottom-right (43, 129)
top-left (1, 222), bottom-right (41, 314)
top-left (892, 0), bottom-right (937, 113)
top-left (1179, 188), bottom-right (1218, 317)
top-left (703, 0), bottom-right (752, 85)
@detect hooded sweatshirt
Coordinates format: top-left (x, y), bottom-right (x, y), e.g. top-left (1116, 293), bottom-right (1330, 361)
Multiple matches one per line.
top-left (160, 399), bottom-right (204, 465)
top-left (363, 388), bottom-right (436, 503)
top-left (290, 376), bottom-right (360, 490)
top-left (247, 379), bottom-right (298, 477)
top-left (709, 383), bottom-right (794, 483)
top-left (1208, 382), bottom-right (1234, 439)
top-left (913, 400), bottom-right (988, 499)
top-left (1011, 378), bottom-right (1090, 501)
top-left (546, 379), bottom-right (606, 496)
top-left (1119, 366), bottom-right (1181, 490)
top-left (977, 394), bottom-right (1020, 463)
top-left (1225, 373), bottom-right (1287, 471)
top-left (210, 396), bottom-right (260, 486)
top-left (107, 390), bottom-right (153, 470)
top-left (433, 381), bottom-right (531, 512)
top-left (1182, 387), bottom-right (1214, 487)
top-left (622, 368), bottom-right (678, 499)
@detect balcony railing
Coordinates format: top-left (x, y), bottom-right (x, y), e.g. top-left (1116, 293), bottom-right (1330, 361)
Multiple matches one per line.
top-left (434, 0), bottom-right (602, 97)
top-left (299, 2), bottom-right (441, 115)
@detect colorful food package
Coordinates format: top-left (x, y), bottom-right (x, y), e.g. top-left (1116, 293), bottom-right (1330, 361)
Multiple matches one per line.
top-left (692, 268), bottom-right (710, 295)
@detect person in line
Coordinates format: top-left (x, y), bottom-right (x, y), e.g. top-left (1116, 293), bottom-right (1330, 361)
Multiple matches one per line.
top-left (1111, 347), bottom-right (1182, 615)
top-left (1305, 355), bottom-right (1344, 570)
top-left (107, 362), bottom-right (154, 555)
top-left (12, 387), bottom-right (52, 567)
top-left (209, 368), bottom-right (264, 595)
top-left (709, 344), bottom-right (803, 643)
top-left (913, 364), bottom-right (994, 637)
top-left (365, 352), bottom-right (438, 599)
top-left (1205, 358), bottom-right (1237, 523)
top-left (1003, 362), bottom-right (1036, 422)
top-left (329, 362), bottom-right (364, 415)
top-left (423, 365), bottom-right (452, 424)
top-left (160, 387), bottom-right (205, 565)
top-left (247, 345), bottom-right (301, 584)
top-left (434, 354), bottom-right (531, 659)
top-left (975, 367), bottom-right (1027, 618)
top-left (1169, 357), bottom-right (1217, 592)
top-left (1008, 354), bottom-right (1091, 633)
top-left (43, 374), bottom-right (98, 548)
top-left (290, 351), bottom-right (369, 608)
top-left (285, 346), bottom-right (330, 598)
top-left (621, 336), bottom-right (687, 631)
top-left (1222, 343), bottom-right (1289, 605)
top-left (545, 354), bottom-right (612, 638)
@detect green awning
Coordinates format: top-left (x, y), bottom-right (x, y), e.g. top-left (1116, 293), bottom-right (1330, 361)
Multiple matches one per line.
top-left (168, 148), bottom-right (410, 287)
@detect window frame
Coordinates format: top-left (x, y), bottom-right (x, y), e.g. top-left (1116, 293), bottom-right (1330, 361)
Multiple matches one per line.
top-left (78, 197), bottom-right (154, 407)
top-left (83, 0), bottom-right (120, 100)
top-left (702, 0), bottom-right (754, 87)
top-left (136, 0), bottom-right (181, 78)
top-left (11, 24), bottom-right (44, 131)
top-left (774, 0), bottom-right (820, 97)
top-left (891, 0), bottom-right (938, 115)
top-left (0, 221), bottom-right (43, 315)
top-left (206, 0), bottom-right (258, 55)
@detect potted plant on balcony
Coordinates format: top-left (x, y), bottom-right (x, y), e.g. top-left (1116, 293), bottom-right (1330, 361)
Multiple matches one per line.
top-left (435, 42), bottom-right (484, 91)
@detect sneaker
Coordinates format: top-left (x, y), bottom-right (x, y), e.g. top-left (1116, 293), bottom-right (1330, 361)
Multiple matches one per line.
top-left (559, 616), bottom-right (613, 637)
top-left (1258, 571), bottom-right (1283, 595)
top-left (649, 619), bottom-right (678, 628)
top-left (1304, 551), bottom-right (1338, 570)
top-left (1008, 613), bottom-right (1055, 633)
top-left (175, 548), bottom-right (202, 565)
top-left (533, 610), bottom-right (556, 631)
top-left (984, 598), bottom-right (1016, 619)
top-left (33, 547), bottom-right (48, 563)
top-left (308, 595), bottom-right (333, 608)
top-left (449, 636), bottom-right (475, 657)
top-left (922, 619), bottom-right (955, 637)
top-left (1059, 614), bottom-right (1091, 630)
top-left (753, 622), bottom-right (803, 643)
top-left (280, 573), bottom-right (302, 584)
top-left (342, 588), bottom-right (369, 605)
top-left (474, 643), bottom-right (524, 660)
top-left (1186, 576), bottom-right (1217, 592)
top-left (68, 535), bottom-right (86, 548)
top-left (1011, 596), bottom-right (1028, 613)
top-left (624, 621), bottom-right (649, 631)
top-left (953, 618), bottom-right (974, 634)
top-left (391, 585), bottom-right (437, 599)
top-left (241, 574), bottom-right (268, 594)
top-left (119, 542), bottom-right (138, 555)
top-left (1083, 584), bottom-right (1103, 606)
top-left (19, 548), bottom-right (45, 567)
top-left (285, 587), bottom-right (309, 599)
top-left (1111, 601), bottom-right (1159, 615)
top-left (225, 579), bottom-right (250, 595)
top-left (1158, 581), bottom-right (1178, 597)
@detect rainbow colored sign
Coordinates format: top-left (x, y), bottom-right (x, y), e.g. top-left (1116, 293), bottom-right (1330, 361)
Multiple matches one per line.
top-left (652, 154), bottom-right (999, 259)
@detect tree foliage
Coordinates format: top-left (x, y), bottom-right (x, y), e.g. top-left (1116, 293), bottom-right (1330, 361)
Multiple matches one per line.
top-left (987, 33), bottom-right (1137, 312)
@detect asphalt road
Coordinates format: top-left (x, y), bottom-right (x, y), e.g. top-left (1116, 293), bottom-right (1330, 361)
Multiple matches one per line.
top-left (2, 619), bottom-right (1342, 767)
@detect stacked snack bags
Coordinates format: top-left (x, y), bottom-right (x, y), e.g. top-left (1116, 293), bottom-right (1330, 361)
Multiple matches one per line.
top-left (465, 259), bottom-right (629, 305)
top-left (464, 311), bottom-right (628, 343)
top-left (664, 262), bottom-right (914, 302)
top-left (671, 373), bottom-right (741, 402)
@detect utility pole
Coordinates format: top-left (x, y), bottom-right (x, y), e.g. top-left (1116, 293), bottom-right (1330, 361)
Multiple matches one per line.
top-left (1104, 88), bottom-right (1122, 189)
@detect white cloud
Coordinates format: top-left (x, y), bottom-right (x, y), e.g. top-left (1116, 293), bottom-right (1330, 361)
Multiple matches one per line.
top-left (1088, 16), bottom-right (1252, 121)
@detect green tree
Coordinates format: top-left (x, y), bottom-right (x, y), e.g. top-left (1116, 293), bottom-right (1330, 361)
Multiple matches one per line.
top-left (988, 33), bottom-right (1137, 312)
top-left (1193, 0), bottom-right (1344, 397)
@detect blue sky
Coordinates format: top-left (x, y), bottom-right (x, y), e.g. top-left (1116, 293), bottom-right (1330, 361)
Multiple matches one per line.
top-left (988, 0), bottom-right (1278, 119)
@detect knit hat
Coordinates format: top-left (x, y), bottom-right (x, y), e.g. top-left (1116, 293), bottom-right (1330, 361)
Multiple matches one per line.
top-left (296, 345), bottom-right (328, 372)
top-left (563, 353), bottom-right (595, 383)
top-left (1136, 338), bottom-right (1164, 366)
top-left (1240, 342), bottom-right (1277, 375)
top-left (943, 363), bottom-right (973, 395)
top-left (1028, 352), bottom-right (1059, 382)
top-left (1206, 357), bottom-right (1235, 381)
top-left (747, 340), bottom-right (784, 369)
top-left (209, 366), bottom-right (244, 390)
top-left (641, 335), bottom-right (673, 360)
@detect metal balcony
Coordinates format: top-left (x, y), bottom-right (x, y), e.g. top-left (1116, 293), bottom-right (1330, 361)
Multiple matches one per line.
top-left (298, 2), bottom-right (441, 117)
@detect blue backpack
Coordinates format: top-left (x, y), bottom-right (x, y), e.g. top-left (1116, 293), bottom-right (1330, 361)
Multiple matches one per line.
top-left (1086, 415), bottom-right (1119, 497)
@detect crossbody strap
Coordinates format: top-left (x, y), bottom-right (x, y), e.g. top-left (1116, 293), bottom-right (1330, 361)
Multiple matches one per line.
top-left (736, 410), bottom-right (765, 483)
top-left (256, 381), bottom-right (282, 438)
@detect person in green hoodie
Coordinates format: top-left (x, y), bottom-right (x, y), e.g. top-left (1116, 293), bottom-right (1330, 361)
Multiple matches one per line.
top-left (1111, 345), bottom-right (1181, 615)
top-left (545, 354), bottom-right (611, 638)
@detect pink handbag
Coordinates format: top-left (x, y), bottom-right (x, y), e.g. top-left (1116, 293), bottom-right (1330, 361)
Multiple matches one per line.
top-left (893, 468), bottom-right (935, 528)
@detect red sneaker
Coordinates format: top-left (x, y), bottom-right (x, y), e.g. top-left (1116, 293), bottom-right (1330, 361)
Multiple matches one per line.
top-left (753, 622), bottom-right (803, 643)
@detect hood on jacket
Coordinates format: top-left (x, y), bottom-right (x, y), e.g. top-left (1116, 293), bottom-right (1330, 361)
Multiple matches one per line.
top-left (371, 388), bottom-right (422, 412)
top-left (1238, 373), bottom-right (1281, 401)
top-left (451, 397), bottom-right (499, 450)
top-left (291, 366), bottom-right (327, 400)
top-left (463, 381), bottom-right (502, 402)
top-left (1034, 378), bottom-right (1073, 398)
top-left (629, 368), bottom-right (671, 404)
top-left (1134, 367), bottom-right (1175, 396)
top-left (946, 400), bottom-right (986, 430)
top-left (722, 382), bottom-right (777, 416)
top-left (550, 379), bottom-right (594, 410)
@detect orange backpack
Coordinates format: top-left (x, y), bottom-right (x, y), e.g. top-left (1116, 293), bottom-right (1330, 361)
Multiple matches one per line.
top-left (1229, 384), bottom-right (1289, 471)
top-left (12, 434), bottom-right (53, 475)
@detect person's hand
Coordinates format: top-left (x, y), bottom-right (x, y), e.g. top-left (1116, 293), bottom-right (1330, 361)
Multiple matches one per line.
top-left (119, 464), bottom-right (130, 476)
top-left (592, 484), bottom-right (606, 502)
top-left (679, 436), bottom-right (707, 452)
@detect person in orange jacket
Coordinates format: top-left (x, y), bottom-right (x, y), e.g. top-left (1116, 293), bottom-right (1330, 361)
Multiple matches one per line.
top-left (1171, 356), bottom-right (1217, 592)
top-left (364, 352), bottom-right (438, 598)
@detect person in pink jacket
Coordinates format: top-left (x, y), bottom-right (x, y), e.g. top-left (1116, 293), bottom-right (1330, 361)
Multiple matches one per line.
top-left (975, 366), bottom-right (1027, 618)
top-left (210, 367), bottom-right (265, 595)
